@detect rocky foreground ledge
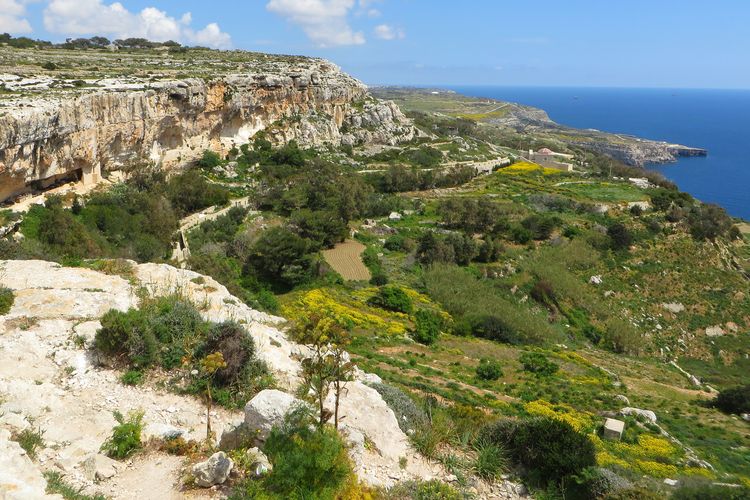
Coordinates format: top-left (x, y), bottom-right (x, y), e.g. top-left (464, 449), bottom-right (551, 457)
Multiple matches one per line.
top-left (0, 260), bottom-right (526, 499)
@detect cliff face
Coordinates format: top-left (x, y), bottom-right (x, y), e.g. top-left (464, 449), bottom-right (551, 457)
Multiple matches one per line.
top-left (0, 62), bottom-right (414, 203)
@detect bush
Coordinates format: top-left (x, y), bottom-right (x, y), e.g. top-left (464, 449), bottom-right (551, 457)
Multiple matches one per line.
top-left (0, 287), bottom-right (14, 315)
top-left (165, 170), bottom-right (230, 216)
top-left (44, 471), bottom-right (106, 500)
top-left (96, 297), bottom-right (269, 407)
top-left (120, 370), bottom-right (144, 386)
top-left (411, 309), bottom-right (442, 345)
top-left (712, 384), bottom-right (750, 415)
top-left (368, 286), bottom-right (413, 314)
top-left (568, 467), bottom-right (633, 499)
top-left (476, 358), bottom-right (504, 381)
top-left (101, 410), bottom-right (143, 459)
top-left (519, 352), bottom-right (559, 376)
top-left (481, 417), bottom-right (596, 486)
top-left (197, 150), bottom-right (222, 169)
top-left (95, 308), bottom-right (157, 368)
top-left (12, 427), bottom-right (45, 459)
top-left (472, 439), bottom-right (507, 479)
top-left (258, 407), bottom-right (355, 498)
top-left (369, 383), bottom-right (427, 434)
top-left (608, 222), bottom-right (633, 250)
top-left (384, 480), bottom-right (462, 500)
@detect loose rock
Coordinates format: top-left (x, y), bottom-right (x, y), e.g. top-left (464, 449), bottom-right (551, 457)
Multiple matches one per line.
top-left (192, 452), bottom-right (233, 487)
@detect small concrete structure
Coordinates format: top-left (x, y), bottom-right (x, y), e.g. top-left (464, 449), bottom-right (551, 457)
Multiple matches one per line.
top-left (388, 212), bottom-right (402, 221)
top-left (527, 148), bottom-right (574, 171)
top-left (603, 418), bottom-right (625, 441)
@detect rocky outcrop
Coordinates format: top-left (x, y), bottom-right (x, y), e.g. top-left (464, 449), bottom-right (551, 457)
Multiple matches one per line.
top-left (0, 61), bottom-right (414, 203)
top-left (0, 259), bottom-right (445, 494)
top-left (0, 429), bottom-right (60, 499)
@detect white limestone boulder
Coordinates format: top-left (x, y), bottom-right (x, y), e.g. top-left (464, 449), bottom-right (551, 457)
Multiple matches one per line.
top-left (192, 451), bottom-right (233, 487)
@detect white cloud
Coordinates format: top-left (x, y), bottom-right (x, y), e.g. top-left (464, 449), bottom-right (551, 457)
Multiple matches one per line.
top-left (266, 0), bottom-right (365, 47)
top-left (374, 24), bottom-right (404, 41)
top-left (0, 0), bottom-right (33, 34)
top-left (42, 0), bottom-right (232, 49)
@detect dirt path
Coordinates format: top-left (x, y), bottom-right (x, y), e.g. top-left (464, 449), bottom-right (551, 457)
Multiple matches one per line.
top-left (179, 196), bottom-right (255, 233)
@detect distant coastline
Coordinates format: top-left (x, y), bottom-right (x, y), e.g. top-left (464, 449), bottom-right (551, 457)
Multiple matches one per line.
top-left (448, 86), bottom-right (750, 220)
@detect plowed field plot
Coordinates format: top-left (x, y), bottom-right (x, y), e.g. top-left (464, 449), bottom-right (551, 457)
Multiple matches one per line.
top-left (322, 240), bottom-right (371, 281)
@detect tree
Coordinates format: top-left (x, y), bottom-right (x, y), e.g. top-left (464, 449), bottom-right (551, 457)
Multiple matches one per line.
top-left (608, 222), bottom-right (633, 250)
top-left (292, 315), bottom-right (353, 429)
top-left (713, 385), bottom-right (750, 415)
top-left (200, 352), bottom-right (227, 441)
top-left (412, 310), bottom-right (442, 345)
top-left (245, 227), bottom-right (313, 290)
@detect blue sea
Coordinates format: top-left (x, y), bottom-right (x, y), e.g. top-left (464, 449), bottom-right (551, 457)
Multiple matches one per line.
top-left (450, 86), bottom-right (750, 220)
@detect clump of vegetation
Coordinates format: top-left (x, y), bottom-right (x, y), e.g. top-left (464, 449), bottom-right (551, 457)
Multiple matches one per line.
top-left (120, 370), bottom-right (144, 386)
top-left (411, 309), bottom-right (443, 345)
top-left (95, 296), bottom-right (270, 408)
top-left (0, 286), bottom-right (14, 315)
top-left (712, 384), bottom-right (750, 415)
top-left (424, 264), bottom-right (558, 345)
top-left (475, 358), bottom-right (504, 381)
top-left (480, 417), bottom-right (596, 487)
top-left (230, 407), bottom-right (357, 499)
top-left (11, 427), bottom-right (45, 460)
top-left (44, 471), bottom-right (106, 500)
top-left (369, 383), bottom-right (428, 434)
top-left (472, 439), bottom-right (507, 479)
top-left (101, 410), bottom-right (144, 459)
top-left (383, 479), bottom-right (462, 500)
top-left (519, 352), bottom-right (559, 376)
top-left (368, 285), bottom-right (413, 314)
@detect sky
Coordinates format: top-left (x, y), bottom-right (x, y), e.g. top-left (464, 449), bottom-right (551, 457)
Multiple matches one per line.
top-left (2, 0), bottom-right (749, 89)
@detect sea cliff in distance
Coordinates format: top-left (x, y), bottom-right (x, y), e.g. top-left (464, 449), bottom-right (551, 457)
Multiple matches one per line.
top-left (372, 87), bottom-right (707, 167)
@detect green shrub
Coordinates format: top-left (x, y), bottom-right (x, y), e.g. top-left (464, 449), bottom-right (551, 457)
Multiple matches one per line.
top-left (368, 286), bottom-right (413, 314)
top-left (568, 467), bottom-right (633, 499)
top-left (101, 410), bottom-right (144, 459)
top-left (713, 384), bottom-right (750, 415)
top-left (165, 169), bottom-right (230, 216)
top-left (0, 286), bottom-right (14, 314)
top-left (424, 264), bottom-right (557, 345)
top-left (384, 479), bottom-right (461, 500)
top-left (519, 352), bottom-right (559, 376)
top-left (197, 149), bottom-right (222, 169)
top-left (472, 439), bottom-right (507, 480)
top-left (96, 298), bottom-right (270, 408)
top-left (476, 358), bottom-right (504, 381)
top-left (12, 427), bottom-right (45, 459)
top-left (95, 308), bottom-right (158, 368)
top-left (44, 471), bottom-right (106, 500)
top-left (411, 309), bottom-right (442, 345)
top-left (608, 222), bottom-right (633, 250)
top-left (120, 370), bottom-right (144, 386)
top-left (254, 407), bottom-right (355, 498)
top-left (480, 417), bottom-right (596, 486)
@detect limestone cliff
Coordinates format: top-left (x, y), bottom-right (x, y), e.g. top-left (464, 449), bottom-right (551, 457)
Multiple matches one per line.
top-left (0, 61), bottom-right (414, 203)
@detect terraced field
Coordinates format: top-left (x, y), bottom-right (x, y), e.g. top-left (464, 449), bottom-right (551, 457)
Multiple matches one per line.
top-left (322, 239), bottom-right (371, 281)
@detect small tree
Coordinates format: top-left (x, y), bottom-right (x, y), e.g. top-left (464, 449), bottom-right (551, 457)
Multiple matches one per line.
top-left (200, 352), bottom-right (227, 441)
top-left (293, 314), bottom-right (353, 429)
